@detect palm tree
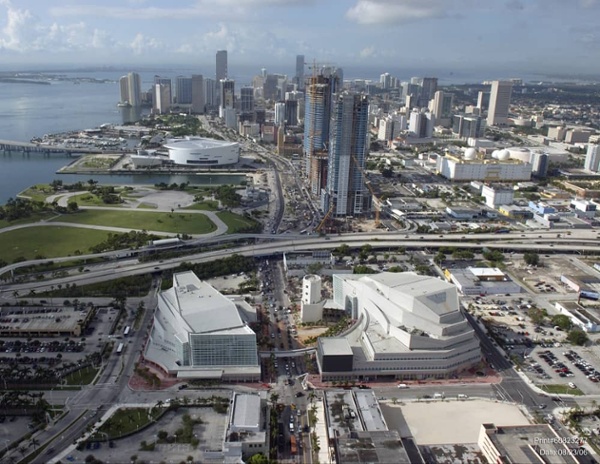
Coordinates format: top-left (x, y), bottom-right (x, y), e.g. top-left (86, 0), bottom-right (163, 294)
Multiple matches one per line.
top-left (28, 438), bottom-right (40, 450)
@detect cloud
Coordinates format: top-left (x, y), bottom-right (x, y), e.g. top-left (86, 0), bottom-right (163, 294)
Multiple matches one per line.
top-left (359, 46), bottom-right (376, 58)
top-left (346, 0), bottom-right (450, 25)
top-left (130, 33), bottom-right (163, 55)
top-left (50, 0), bottom-right (309, 21)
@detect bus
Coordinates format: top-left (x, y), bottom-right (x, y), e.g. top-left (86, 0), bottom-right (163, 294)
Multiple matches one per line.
top-left (124, 326), bottom-right (131, 337)
top-left (116, 343), bottom-right (124, 354)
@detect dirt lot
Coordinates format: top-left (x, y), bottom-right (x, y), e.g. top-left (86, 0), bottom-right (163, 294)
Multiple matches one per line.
top-left (297, 327), bottom-right (329, 343)
top-left (510, 255), bottom-right (585, 295)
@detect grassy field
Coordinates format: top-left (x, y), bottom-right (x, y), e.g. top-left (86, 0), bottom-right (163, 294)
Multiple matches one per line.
top-left (217, 211), bottom-right (260, 233)
top-left (51, 210), bottom-right (217, 234)
top-left (538, 383), bottom-right (585, 396)
top-left (183, 201), bottom-right (219, 211)
top-left (94, 407), bottom-right (163, 439)
top-left (63, 365), bottom-right (100, 386)
top-left (0, 211), bottom-right (57, 230)
top-left (68, 192), bottom-right (120, 207)
top-left (17, 184), bottom-right (57, 202)
top-left (0, 226), bottom-right (113, 262)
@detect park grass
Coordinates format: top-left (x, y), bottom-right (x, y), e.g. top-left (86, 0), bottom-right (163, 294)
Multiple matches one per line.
top-left (68, 192), bottom-right (121, 207)
top-left (217, 211), bottom-right (259, 234)
top-left (50, 209), bottom-right (217, 235)
top-left (538, 383), bottom-right (585, 396)
top-left (136, 202), bottom-right (158, 209)
top-left (0, 211), bottom-right (57, 230)
top-left (93, 407), bottom-right (163, 439)
top-left (63, 365), bottom-right (100, 386)
top-left (183, 201), bottom-right (219, 211)
top-left (0, 226), bottom-right (113, 262)
top-left (17, 184), bottom-right (57, 202)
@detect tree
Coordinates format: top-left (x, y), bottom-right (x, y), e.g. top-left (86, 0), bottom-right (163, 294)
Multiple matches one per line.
top-left (529, 307), bottom-right (547, 326)
top-left (434, 251), bottom-right (446, 265)
top-left (67, 201), bottom-right (79, 213)
top-left (334, 244), bottom-right (350, 257)
top-left (524, 252), bottom-right (540, 266)
top-left (248, 454), bottom-right (269, 464)
top-left (567, 329), bottom-right (589, 346)
top-left (551, 315), bottom-right (573, 331)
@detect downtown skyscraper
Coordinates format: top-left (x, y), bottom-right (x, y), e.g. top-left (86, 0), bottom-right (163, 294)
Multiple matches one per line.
top-left (487, 80), bottom-right (513, 126)
top-left (324, 92), bottom-right (371, 217)
top-left (119, 72), bottom-right (141, 107)
top-left (304, 75), bottom-right (333, 195)
top-left (216, 50), bottom-right (228, 81)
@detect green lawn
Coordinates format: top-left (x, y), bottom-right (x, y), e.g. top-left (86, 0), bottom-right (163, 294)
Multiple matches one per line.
top-left (93, 407), bottom-right (163, 439)
top-left (538, 384), bottom-right (585, 396)
top-left (68, 192), bottom-right (117, 207)
top-left (217, 211), bottom-right (260, 233)
top-left (17, 184), bottom-right (57, 202)
top-left (0, 211), bottom-right (57, 230)
top-left (51, 210), bottom-right (217, 234)
top-left (0, 226), bottom-right (113, 262)
top-left (63, 365), bottom-right (100, 386)
top-left (183, 201), bottom-right (219, 211)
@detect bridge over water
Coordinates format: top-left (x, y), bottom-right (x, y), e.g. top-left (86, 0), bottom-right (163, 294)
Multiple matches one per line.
top-left (0, 139), bottom-right (114, 155)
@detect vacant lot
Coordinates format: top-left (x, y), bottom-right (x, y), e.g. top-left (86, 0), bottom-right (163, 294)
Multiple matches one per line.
top-left (52, 210), bottom-right (217, 235)
top-left (0, 226), bottom-right (112, 262)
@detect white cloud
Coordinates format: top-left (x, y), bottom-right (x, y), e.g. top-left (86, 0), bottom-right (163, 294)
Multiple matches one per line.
top-left (346, 0), bottom-right (449, 25)
top-left (0, 0), bottom-right (114, 52)
top-left (359, 46), bottom-right (376, 58)
top-left (130, 33), bottom-right (163, 55)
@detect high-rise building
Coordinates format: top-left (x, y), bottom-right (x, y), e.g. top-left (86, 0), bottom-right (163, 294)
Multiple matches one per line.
top-left (380, 72), bottom-right (392, 90)
top-left (304, 75), bottom-right (333, 194)
top-left (431, 90), bottom-right (454, 125)
top-left (176, 76), bottom-right (193, 105)
top-left (284, 99), bottom-right (298, 126)
top-left (324, 92), bottom-right (371, 217)
top-left (204, 78), bottom-right (217, 108)
top-left (585, 144), bottom-right (600, 172)
top-left (191, 74), bottom-right (205, 114)
top-left (453, 114), bottom-right (486, 139)
top-left (119, 72), bottom-right (141, 107)
top-left (419, 77), bottom-right (438, 107)
top-left (240, 86), bottom-right (254, 113)
top-left (216, 50), bottom-right (228, 81)
top-left (409, 109), bottom-right (435, 138)
top-left (487, 81), bottom-right (513, 126)
top-left (295, 55), bottom-right (305, 90)
top-left (263, 74), bottom-right (280, 101)
top-left (220, 79), bottom-right (235, 110)
top-left (274, 102), bottom-right (286, 126)
top-left (153, 83), bottom-right (171, 114)
top-left (154, 76), bottom-right (172, 96)
top-left (477, 91), bottom-right (490, 112)
top-left (530, 151), bottom-right (549, 178)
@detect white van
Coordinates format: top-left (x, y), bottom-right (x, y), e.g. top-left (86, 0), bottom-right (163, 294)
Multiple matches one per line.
top-left (397, 384), bottom-right (409, 389)
top-left (433, 393), bottom-right (443, 399)
top-left (458, 394), bottom-right (468, 399)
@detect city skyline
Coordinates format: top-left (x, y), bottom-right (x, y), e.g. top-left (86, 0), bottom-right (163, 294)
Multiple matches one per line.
top-left (0, 0), bottom-right (599, 76)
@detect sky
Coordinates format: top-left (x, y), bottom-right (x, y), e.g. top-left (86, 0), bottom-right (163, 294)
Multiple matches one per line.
top-left (1, 0), bottom-right (600, 78)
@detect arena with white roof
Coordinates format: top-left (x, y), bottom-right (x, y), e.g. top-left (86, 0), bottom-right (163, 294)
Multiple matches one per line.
top-left (144, 271), bottom-right (260, 381)
top-left (164, 136), bottom-right (240, 166)
top-left (316, 272), bottom-right (482, 381)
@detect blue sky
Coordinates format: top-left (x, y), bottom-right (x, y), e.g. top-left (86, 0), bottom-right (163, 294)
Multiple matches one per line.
top-left (0, 0), bottom-right (599, 77)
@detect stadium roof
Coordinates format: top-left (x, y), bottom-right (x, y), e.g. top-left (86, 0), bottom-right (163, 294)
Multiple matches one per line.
top-left (164, 136), bottom-right (238, 150)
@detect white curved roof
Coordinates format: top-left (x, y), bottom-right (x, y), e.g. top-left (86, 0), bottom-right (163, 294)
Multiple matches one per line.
top-left (164, 137), bottom-right (238, 150)
top-left (464, 148), bottom-right (478, 160)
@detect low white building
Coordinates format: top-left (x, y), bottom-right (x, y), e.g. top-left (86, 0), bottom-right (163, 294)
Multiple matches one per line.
top-left (555, 301), bottom-right (600, 333)
top-left (436, 152), bottom-right (532, 182)
top-left (316, 272), bottom-right (481, 381)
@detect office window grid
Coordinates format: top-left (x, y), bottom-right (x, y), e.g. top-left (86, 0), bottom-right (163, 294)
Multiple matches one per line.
top-left (190, 334), bottom-right (258, 367)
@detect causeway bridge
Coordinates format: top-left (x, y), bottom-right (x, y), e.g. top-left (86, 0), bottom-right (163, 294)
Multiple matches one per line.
top-left (0, 139), bottom-right (110, 155)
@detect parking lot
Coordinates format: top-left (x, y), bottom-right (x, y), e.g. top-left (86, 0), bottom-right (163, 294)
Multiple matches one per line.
top-left (524, 346), bottom-right (600, 395)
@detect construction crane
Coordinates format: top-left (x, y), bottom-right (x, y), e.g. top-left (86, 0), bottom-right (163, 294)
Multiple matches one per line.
top-left (316, 204), bottom-right (334, 233)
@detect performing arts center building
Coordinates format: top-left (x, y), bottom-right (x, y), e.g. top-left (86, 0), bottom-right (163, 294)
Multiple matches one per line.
top-left (316, 272), bottom-right (482, 381)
